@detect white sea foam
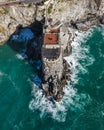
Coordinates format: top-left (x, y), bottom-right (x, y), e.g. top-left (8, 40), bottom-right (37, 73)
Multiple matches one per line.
top-left (0, 71), bottom-right (4, 76)
top-left (16, 49), bottom-right (28, 60)
top-left (16, 54), bottom-right (24, 60)
top-left (29, 28), bottom-right (94, 122)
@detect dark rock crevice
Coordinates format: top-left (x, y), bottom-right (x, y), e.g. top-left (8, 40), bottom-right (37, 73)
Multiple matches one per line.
top-left (94, 0), bottom-right (102, 9)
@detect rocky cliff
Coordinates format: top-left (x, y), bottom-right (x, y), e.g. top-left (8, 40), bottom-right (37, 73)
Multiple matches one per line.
top-left (0, 0), bottom-right (104, 44)
top-left (45, 0), bottom-right (104, 29)
top-left (0, 2), bottom-right (44, 44)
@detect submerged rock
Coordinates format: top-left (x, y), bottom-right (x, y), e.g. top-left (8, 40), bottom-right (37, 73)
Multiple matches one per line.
top-left (32, 75), bottom-right (42, 88)
top-left (11, 28), bottom-right (35, 44)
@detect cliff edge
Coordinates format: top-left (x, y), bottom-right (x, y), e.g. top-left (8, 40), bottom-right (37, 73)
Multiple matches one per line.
top-left (0, 0), bottom-right (104, 44)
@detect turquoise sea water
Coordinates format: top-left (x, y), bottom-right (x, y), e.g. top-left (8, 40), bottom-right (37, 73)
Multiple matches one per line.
top-left (0, 26), bottom-right (104, 130)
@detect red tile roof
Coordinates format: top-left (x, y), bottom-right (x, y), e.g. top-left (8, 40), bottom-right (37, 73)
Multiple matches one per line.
top-left (44, 33), bottom-right (58, 45)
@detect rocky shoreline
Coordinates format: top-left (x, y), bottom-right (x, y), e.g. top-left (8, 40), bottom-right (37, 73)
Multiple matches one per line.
top-left (0, 0), bottom-right (104, 103)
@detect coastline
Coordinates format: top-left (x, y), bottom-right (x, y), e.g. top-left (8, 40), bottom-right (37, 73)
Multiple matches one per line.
top-left (0, 15), bottom-right (104, 123)
top-left (0, 0), bottom-right (104, 122)
top-left (0, 18), bottom-right (104, 130)
top-left (0, 41), bottom-right (6, 45)
top-left (29, 26), bottom-right (94, 122)
top-left (0, 19), bottom-right (103, 102)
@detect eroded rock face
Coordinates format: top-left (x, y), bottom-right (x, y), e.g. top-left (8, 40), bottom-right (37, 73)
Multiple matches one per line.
top-left (94, 0), bottom-right (102, 9)
top-left (45, 0), bottom-right (104, 30)
top-left (0, 0), bottom-right (104, 44)
top-left (0, 5), bottom-right (35, 44)
top-left (41, 0), bottom-right (104, 102)
top-left (0, 3), bottom-right (44, 44)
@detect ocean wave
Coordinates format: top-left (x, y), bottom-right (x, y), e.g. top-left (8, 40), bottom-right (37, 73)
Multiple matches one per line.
top-left (29, 28), bottom-right (94, 122)
top-left (29, 83), bottom-right (76, 122)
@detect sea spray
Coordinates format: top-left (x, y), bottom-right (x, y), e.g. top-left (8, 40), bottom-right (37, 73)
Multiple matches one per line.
top-left (29, 28), bottom-right (95, 122)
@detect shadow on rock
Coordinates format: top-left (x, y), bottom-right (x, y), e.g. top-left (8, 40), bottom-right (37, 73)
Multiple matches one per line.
top-left (7, 18), bottom-right (45, 85)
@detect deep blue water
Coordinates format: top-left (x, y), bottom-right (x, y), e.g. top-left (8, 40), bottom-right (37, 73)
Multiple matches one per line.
top-left (0, 26), bottom-right (104, 130)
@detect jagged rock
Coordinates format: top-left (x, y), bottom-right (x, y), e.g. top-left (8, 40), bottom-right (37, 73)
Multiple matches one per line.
top-left (94, 0), bottom-right (102, 9)
top-left (45, 0), bottom-right (104, 30)
top-left (0, 3), bottom-right (44, 44)
top-left (0, 0), bottom-right (104, 44)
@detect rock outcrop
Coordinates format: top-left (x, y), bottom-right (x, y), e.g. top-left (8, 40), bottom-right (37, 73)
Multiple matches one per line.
top-left (0, 1), bottom-right (44, 44)
top-left (94, 0), bottom-right (102, 9)
top-left (40, 0), bottom-right (104, 102)
top-left (44, 0), bottom-right (104, 31)
top-left (0, 0), bottom-right (104, 44)
top-left (0, 0), bottom-right (104, 102)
